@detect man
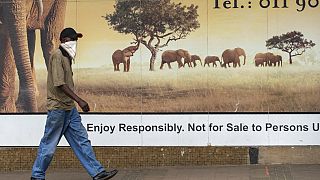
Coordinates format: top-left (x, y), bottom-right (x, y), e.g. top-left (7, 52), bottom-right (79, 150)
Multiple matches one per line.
top-left (31, 28), bottom-right (118, 180)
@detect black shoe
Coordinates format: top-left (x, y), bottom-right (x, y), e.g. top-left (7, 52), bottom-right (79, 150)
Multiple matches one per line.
top-left (93, 169), bottom-right (118, 180)
top-left (30, 177), bottom-right (45, 180)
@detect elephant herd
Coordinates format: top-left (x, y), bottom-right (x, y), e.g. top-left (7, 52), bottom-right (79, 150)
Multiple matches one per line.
top-left (112, 47), bottom-right (283, 71)
top-left (159, 47), bottom-right (282, 69)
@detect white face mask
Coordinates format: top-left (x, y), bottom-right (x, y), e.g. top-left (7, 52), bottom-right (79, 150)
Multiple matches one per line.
top-left (60, 41), bottom-right (77, 60)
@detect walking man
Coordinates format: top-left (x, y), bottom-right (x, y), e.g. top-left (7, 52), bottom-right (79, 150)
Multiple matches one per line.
top-left (31, 27), bottom-right (118, 180)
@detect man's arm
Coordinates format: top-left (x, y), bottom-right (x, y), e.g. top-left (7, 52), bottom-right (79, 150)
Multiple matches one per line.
top-left (58, 84), bottom-right (90, 112)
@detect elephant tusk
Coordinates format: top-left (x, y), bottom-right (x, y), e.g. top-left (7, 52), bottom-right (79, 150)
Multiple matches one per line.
top-left (35, 0), bottom-right (44, 21)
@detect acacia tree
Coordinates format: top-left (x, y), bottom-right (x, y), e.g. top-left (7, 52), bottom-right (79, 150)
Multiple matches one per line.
top-left (103, 0), bottom-right (200, 71)
top-left (266, 31), bottom-right (315, 64)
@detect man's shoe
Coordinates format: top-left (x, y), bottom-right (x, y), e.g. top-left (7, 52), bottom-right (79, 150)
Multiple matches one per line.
top-left (30, 177), bottom-right (45, 180)
top-left (93, 169), bottom-right (118, 180)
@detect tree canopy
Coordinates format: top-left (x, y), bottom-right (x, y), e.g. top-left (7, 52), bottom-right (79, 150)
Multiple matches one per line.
top-left (103, 0), bottom-right (200, 71)
top-left (266, 31), bottom-right (315, 64)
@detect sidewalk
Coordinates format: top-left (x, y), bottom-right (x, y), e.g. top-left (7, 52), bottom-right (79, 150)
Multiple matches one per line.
top-left (1, 164), bottom-right (319, 180)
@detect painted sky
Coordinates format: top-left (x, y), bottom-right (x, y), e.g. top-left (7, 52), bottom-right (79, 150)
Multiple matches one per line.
top-left (34, 0), bottom-right (320, 68)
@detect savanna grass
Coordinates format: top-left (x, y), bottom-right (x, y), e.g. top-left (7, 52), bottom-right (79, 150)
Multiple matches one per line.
top-left (35, 63), bottom-right (320, 112)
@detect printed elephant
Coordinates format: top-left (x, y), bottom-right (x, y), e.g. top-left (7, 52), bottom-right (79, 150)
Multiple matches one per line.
top-left (190, 55), bottom-right (202, 67)
top-left (254, 52), bottom-right (282, 67)
top-left (254, 53), bottom-right (272, 67)
top-left (204, 56), bottom-right (220, 67)
top-left (112, 42), bottom-right (140, 72)
top-left (254, 58), bottom-right (266, 67)
top-left (183, 56), bottom-right (193, 68)
top-left (221, 48), bottom-right (246, 68)
top-left (0, 0), bottom-right (67, 112)
top-left (269, 55), bottom-right (282, 67)
top-left (160, 49), bottom-right (190, 69)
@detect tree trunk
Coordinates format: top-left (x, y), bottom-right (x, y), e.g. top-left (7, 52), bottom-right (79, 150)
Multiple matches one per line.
top-left (0, 32), bottom-right (16, 112)
top-left (4, 1), bottom-right (38, 112)
top-left (289, 54), bottom-right (293, 64)
top-left (149, 49), bottom-right (158, 71)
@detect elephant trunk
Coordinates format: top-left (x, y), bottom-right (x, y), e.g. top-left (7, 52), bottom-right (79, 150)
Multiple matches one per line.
top-left (35, 0), bottom-right (44, 21)
top-left (243, 54), bottom-right (246, 65)
top-left (4, 1), bottom-right (38, 112)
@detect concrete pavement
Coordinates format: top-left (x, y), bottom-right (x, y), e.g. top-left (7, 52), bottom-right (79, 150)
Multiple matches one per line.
top-left (1, 164), bottom-right (320, 180)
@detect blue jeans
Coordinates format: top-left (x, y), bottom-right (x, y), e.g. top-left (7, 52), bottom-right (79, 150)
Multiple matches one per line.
top-left (31, 107), bottom-right (105, 179)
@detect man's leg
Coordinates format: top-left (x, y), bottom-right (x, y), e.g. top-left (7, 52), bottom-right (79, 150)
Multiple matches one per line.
top-left (64, 108), bottom-right (105, 177)
top-left (31, 110), bottom-right (66, 179)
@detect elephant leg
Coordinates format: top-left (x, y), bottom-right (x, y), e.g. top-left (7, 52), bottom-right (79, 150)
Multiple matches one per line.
top-left (113, 63), bottom-right (116, 71)
top-left (40, 30), bottom-right (56, 69)
top-left (127, 58), bottom-right (130, 72)
top-left (41, 0), bottom-right (67, 68)
top-left (0, 33), bottom-right (16, 112)
top-left (168, 62), bottom-right (172, 69)
top-left (123, 62), bottom-right (127, 72)
top-left (27, 29), bottom-right (39, 97)
top-left (124, 61), bottom-right (129, 72)
top-left (116, 64), bottom-right (120, 71)
top-left (123, 57), bottom-right (129, 72)
top-left (160, 61), bottom-right (164, 69)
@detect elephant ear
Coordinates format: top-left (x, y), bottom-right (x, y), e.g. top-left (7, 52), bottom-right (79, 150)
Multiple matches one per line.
top-left (176, 49), bottom-right (185, 58)
top-left (235, 48), bottom-right (243, 55)
top-left (122, 49), bottom-right (132, 57)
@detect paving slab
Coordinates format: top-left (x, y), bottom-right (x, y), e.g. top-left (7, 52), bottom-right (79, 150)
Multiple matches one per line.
top-left (0, 164), bottom-right (319, 180)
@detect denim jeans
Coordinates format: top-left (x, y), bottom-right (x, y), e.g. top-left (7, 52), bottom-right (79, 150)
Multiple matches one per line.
top-left (31, 107), bottom-right (105, 179)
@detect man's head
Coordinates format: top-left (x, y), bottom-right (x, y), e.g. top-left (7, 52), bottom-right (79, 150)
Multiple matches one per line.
top-left (59, 27), bottom-right (83, 42)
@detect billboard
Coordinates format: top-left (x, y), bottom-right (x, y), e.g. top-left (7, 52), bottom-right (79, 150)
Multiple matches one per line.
top-left (0, 0), bottom-right (319, 146)
top-left (0, 113), bottom-right (319, 146)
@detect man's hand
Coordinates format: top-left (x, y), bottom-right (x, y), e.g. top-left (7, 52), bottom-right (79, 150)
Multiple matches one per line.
top-left (58, 84), bottom-right (91, 112)
top-left (78, 99), bottom-right (90, 112)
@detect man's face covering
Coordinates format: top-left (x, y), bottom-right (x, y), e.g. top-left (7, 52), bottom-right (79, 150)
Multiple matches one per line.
top-left (60, 41), bottom-right (77, 60)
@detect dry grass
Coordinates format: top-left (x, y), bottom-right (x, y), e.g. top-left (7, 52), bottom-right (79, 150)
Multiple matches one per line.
top-left (35, 63), bottom-right (320, 112)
